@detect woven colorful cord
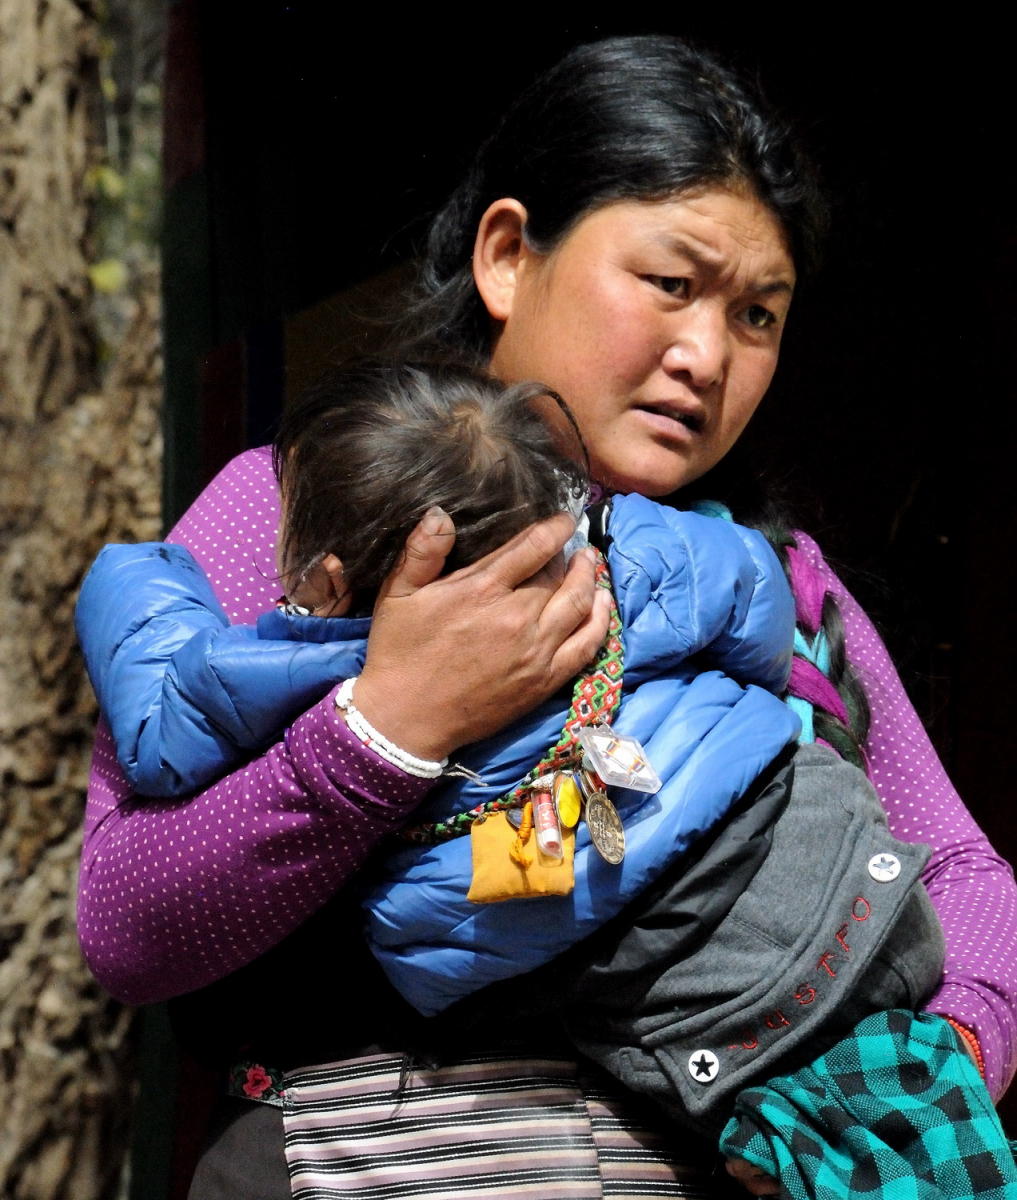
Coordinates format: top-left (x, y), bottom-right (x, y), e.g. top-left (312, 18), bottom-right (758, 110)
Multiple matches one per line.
top-left (400, 553), bottom-right (623, 844)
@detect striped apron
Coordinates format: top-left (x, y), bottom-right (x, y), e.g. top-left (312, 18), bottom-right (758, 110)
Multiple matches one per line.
top-left (279, 1053), bottom-right (732, 1199)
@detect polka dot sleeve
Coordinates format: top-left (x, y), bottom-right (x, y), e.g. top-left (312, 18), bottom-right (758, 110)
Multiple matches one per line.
top-left (77, 448), bottom-right (434, 1006)
top-left (794, 531), bottom-right (1017, 1100)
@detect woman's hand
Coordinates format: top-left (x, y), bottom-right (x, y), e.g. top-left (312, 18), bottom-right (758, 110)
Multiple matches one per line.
top-left (353, 506), bottom-right (612, 762)
top-left (725, 1157), bottom-right (779, 1195)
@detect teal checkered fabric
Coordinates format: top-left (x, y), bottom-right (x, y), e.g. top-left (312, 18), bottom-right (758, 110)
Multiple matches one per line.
top-left (720, 1010), bottom-right (1017, 1199)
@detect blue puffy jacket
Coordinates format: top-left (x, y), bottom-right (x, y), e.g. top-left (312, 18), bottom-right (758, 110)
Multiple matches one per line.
top-left (77, 543), bottom-right (371, 796)
top-left (76, 494), bottom-right (802, 1014)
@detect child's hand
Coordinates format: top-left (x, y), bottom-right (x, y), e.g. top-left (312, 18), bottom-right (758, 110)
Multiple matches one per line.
top-left (725, 1157), bottom-right (779, 1195)
top-left (353, 506), bottom-right (611, 762)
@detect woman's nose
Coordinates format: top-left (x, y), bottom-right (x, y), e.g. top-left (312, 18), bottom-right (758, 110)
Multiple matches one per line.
top-left (660, 305), bottom-right (728, 389)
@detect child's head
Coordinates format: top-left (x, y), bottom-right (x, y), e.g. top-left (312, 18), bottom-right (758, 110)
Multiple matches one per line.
top-left (273, 360), bottom-right (589, 613)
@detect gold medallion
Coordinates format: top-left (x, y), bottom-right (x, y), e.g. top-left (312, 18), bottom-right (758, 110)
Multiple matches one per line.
top-left (585, 790), bottom-right (625, 865)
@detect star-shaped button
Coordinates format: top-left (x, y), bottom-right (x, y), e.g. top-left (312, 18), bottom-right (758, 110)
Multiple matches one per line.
top-left (688, 1049), bottom-right (719, 1082)
top-left (868, 852), bottom-right (901, 882)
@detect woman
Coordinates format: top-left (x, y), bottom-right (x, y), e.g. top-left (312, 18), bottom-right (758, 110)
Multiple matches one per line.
top-left (77, 35), bottom-right (1017, 1198)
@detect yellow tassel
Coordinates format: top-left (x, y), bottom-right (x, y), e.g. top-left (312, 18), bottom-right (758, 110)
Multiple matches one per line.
top-left (509, 801), bottom-right (534, 867)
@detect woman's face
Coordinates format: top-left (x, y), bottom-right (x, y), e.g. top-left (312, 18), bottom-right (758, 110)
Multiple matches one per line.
top-left (486, 186), bottom-right (796, 496)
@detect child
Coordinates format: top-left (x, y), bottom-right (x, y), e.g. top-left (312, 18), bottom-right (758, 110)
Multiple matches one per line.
top-left (77, 360), bottom-right (964, 1155)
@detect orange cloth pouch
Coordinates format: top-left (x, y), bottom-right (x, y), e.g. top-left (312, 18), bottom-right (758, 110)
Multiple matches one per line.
top-left (466, 808), bottom-right (576, 903)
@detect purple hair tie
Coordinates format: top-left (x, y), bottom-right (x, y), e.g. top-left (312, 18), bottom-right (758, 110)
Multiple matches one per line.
top-left (789, 656), bottom-right (850, 726)
top-left (786, 544), bottom-right (826, 634)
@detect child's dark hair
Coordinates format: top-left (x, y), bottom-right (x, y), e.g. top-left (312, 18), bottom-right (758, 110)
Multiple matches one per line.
top-left (273, 360), bottom-right (589, 601)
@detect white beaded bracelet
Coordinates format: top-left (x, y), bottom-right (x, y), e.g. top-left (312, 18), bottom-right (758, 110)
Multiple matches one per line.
top-left (334, 676), bottom-right (448, 779)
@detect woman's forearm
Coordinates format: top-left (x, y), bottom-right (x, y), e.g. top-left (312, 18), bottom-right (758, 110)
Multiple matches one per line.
top-left (77, 447), bottom-right (429, 1003)
top-left (795, 531), bottom-right (1017, 1099)
top-left (78, 701), bottom-right (432, 1005)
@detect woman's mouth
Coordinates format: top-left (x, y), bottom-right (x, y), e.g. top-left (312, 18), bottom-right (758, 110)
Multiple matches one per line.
top-left (634, 402), bottom-right (706, 438)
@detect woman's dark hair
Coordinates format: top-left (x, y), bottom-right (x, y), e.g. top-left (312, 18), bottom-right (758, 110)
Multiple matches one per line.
top-left (273, 360), bottom-right (588, 601)
top-left (754, 520), bottom-right (872, 770)
top-left (396, 35), bottom-right (825, 363)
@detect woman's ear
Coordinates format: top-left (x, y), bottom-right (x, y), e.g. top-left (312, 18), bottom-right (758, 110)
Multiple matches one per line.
top-left (472, 198), bottom-right (531, 321)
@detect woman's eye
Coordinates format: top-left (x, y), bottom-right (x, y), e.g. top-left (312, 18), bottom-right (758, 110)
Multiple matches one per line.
top-left (744, 304), bottom-right (777, 329)
top-left (646, 275), bottom-right (689, 297)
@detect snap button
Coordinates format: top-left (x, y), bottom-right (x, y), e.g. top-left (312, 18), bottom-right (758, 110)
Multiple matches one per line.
top-left (688, 1050), bottom-right (720, 1082)
top-left (868, 852), bottom-right (901, 882)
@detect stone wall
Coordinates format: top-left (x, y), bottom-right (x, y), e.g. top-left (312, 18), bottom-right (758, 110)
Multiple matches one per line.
top-left (0, 1), bottom-right (162, 1196)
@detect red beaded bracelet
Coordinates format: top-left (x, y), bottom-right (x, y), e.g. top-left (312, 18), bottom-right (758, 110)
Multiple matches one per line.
top-left (947, 1017), bottom-right (986, 1080)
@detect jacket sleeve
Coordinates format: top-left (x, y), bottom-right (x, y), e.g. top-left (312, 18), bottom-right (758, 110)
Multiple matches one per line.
top-left (791, 531), bottom-right (1017, 1101)
top-left (76, 542), bottom-right (367, 797)
top-left (76, 449), bottom-right (433, 1006)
